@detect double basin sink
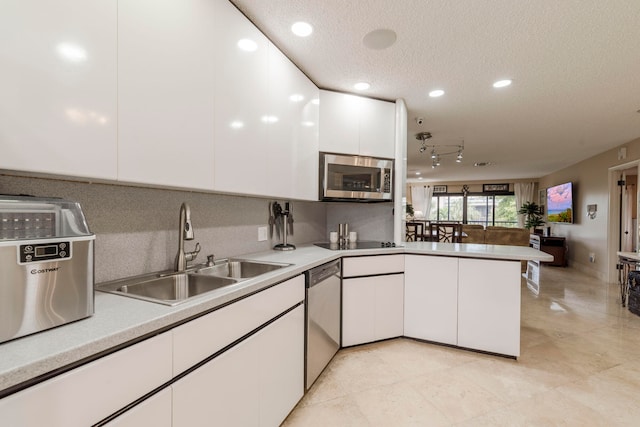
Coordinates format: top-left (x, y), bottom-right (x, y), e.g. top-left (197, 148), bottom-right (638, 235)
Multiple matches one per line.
top-left (97, 259), bottom-right (290, 306)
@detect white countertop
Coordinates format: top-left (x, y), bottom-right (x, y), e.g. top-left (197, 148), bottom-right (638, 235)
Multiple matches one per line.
top-left (617, 251), bottom-right (640, 262)
top-left (0, 242), bottom-right (551, 395)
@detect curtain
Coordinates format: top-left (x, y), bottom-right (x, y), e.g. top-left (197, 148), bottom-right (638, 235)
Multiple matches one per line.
top-left (514, 182), bottom-right (536, 228)
top-left (410, 185), bottom-right (433, 219)
top-left (410, 185), bottom-right (424, 218)
top-left (424, 185), bottom-right (433, 219)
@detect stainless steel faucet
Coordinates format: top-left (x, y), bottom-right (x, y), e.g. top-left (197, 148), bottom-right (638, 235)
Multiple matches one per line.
top-left (175, 203), bottom-right (200, 272)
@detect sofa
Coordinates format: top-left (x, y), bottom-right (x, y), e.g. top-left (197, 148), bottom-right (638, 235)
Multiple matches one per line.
top-left (461, 225), bottom-right (531, 271)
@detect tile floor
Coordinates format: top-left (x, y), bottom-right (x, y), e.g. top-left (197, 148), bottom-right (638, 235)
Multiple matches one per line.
top-left (283, 266), bottom-right (640, 426)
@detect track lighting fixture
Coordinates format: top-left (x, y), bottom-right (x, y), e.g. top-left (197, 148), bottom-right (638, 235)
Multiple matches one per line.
top-left (416, 132), bottom-right (464, 168)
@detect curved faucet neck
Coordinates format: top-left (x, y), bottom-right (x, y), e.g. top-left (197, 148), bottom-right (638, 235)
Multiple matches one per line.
top-left (176, 203), bottom-right (194, 272)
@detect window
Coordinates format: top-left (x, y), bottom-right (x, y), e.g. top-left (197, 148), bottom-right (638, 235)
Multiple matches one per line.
top-left (429, 195), bottom-right (463, 222)
top-left (428, 193), bottom-right (517, 227)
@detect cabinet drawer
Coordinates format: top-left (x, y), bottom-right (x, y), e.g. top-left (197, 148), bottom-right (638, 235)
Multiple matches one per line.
top-left (173, 275), bottom-right (304, 375)
top-left (103, 388), bottom-right (172, 427)
top-left (343, 254), bottom-right (404, 277)
top-left (0, 332), bottom-right (172, 427)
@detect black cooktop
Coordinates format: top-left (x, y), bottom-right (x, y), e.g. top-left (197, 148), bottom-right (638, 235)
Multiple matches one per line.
top-left (314, 241), bottom-right (399, 250)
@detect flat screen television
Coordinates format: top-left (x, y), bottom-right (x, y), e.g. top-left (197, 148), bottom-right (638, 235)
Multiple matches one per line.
top-left (546, 182), bottom-right (573, 223)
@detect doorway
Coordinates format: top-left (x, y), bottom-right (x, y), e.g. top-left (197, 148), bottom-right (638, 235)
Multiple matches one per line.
top-left (608, 162), bottom-right (640, 283)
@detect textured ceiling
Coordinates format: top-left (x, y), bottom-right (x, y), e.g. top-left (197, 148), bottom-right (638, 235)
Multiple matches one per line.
top-left (230, 0), bottom-right (640, 182)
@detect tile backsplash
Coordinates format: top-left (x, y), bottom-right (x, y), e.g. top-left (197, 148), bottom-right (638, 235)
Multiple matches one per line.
top-left (1, 175), bottom-right (327, 283)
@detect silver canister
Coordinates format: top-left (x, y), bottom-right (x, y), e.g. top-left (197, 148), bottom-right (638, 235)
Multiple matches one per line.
top-left (338, 223), bottom-right (349, 244)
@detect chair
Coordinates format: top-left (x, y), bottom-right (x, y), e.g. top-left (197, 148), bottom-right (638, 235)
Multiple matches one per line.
top-left (429, 222), bottom-right (463, 243)
top-left (405, 221), bottom-right (425, 241)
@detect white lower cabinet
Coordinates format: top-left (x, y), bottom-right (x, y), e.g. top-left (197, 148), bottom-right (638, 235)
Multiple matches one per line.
top-left (342, 274), bottom-right (404, 347)
top-left (458, 258), bottom-right (521, 357)
top-left (103, 388), bottom-right (172, 427)
top-left (404, 255), bottom-right (458, 345)
top-left (404, 255), bottom-right (521, 357)
top-left (342, 255), bottom-right (404, 347)
top-left (172, 305), bottom-right (304, 427)
top-left (0, 332), bottom-right (172, 427)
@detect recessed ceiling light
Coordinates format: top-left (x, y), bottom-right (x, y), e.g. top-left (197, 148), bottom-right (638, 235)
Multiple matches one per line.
top-left (493, 79), bottom-right (512, 88)
top-left (261, 115), bottom-right (278, 123)
top-left (415, 172), bottom-right (421, 175)
top-left (354, 82), bottom-right (370, 91)
top-left (429, 89), bottom-right (445, 98)
top-left (229, 120), bottom-right (244, 129)
top-left (363, 29), bottom-right (397, 50)
top-left (418, 177), bottom-right (423, 180)
top-left (291, 22), bottom-right (313, 37)
top-left (237, 39), bottom-right (258, 52)
top-left (289, 94), bottom-right (304, 102)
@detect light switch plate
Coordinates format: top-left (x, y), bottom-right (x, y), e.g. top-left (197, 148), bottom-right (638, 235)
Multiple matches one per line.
top-left (258, 226), bottom-right (268, 241)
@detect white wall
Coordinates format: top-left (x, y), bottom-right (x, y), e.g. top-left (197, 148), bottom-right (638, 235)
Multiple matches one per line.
top-left (539, 136), bottom-right (640, 281)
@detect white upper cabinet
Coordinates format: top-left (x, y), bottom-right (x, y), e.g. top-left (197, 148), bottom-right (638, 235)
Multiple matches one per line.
top-left (212, 0), bottom-right (270, 196)
top-left (213, 0), bottom-right (319, 200)
top-left (266, 44), bottom-right (319, 200)
top-left (319, 90), bottom-right (395, 159)
top-left (117, 0), bottom-right (216, 190)
top-left (358, 96), bottom-right (396, 158)
top-left (0, 0), bottom-right (117, 180)
top-left (318, 91), bottom-right (360, 155)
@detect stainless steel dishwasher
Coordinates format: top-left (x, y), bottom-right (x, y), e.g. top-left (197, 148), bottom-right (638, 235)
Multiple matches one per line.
top-left (305, 259), bottom-right (341, 390)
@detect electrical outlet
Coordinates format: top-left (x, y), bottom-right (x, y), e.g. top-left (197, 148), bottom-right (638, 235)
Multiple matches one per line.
top-left (258, 226), bottom-right (268, 242)
top-left (589, 253), bottom-right (595, 263)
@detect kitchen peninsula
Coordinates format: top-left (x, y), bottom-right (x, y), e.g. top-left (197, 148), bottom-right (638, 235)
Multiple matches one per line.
top-left (0, 241), bottom-right (551, 427)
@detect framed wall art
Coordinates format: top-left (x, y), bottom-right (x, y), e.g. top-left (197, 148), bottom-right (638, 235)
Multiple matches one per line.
top-left (483, 183), bottom-right (509, 193)
top-left (433, 185), bottom-right (447, 193)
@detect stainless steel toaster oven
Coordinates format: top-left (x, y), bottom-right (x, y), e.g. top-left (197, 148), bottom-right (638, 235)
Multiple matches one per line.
top-left (0, 195), bottom-right (95, 343)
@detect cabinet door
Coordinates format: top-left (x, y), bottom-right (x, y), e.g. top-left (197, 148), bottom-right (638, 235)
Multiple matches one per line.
top-left (257, 305), bottom-right (304, 426)
top-left (173, 331), bottom-right (261, 427)
top-left (266, 44), bottom-right (319, 200)
top-left (118, 0), bottom-right (216, 190)
top-left (342, 277), bottom-right (375, 346)
top-left (0, 333), bottom-right (172, 427)
top-left (264, 43), bottom-right (318, 200)
top-left (404, 255), bottom-right (458, 345)
top-left (458, 258), bottom-right (521, 357)
top-left (0, 0), bottom-right (117, 180)
top-left (172, 306), bottom-right (304, 427)
top-left (213, 0), bottom-right (270, 196)
top-left (103, 388), bottom-right (171, 427)
top-left (358, 97), bottom-right (396, 159)
top-left (374, 274), bottom-right (404, 341)
top-left (172, 275), bottom-right (304, 376)
top-left (318, 90), bottom-right (360, 155)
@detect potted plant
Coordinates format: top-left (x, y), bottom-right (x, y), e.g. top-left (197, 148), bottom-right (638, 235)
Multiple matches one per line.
top-left (405, 203), bottom-right (415, 220)
top-left (518, 201), bottom-right (545, 230)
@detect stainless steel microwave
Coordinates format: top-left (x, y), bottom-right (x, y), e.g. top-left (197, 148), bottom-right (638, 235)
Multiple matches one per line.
top-left (319, 152), bottom-right (393, 202)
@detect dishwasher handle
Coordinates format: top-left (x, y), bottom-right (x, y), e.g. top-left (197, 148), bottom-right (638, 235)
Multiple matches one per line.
top-left (307, 261), bottom-right (341, 288)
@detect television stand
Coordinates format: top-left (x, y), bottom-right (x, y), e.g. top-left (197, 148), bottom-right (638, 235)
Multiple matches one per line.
top-left (540, 236), bottom-right (567, 267)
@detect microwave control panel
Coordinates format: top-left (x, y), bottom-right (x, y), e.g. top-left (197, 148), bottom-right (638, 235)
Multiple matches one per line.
top-left (19, 241), bottom-right (71, 264)
top-left (383, 170), bottom-right (391, 193)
